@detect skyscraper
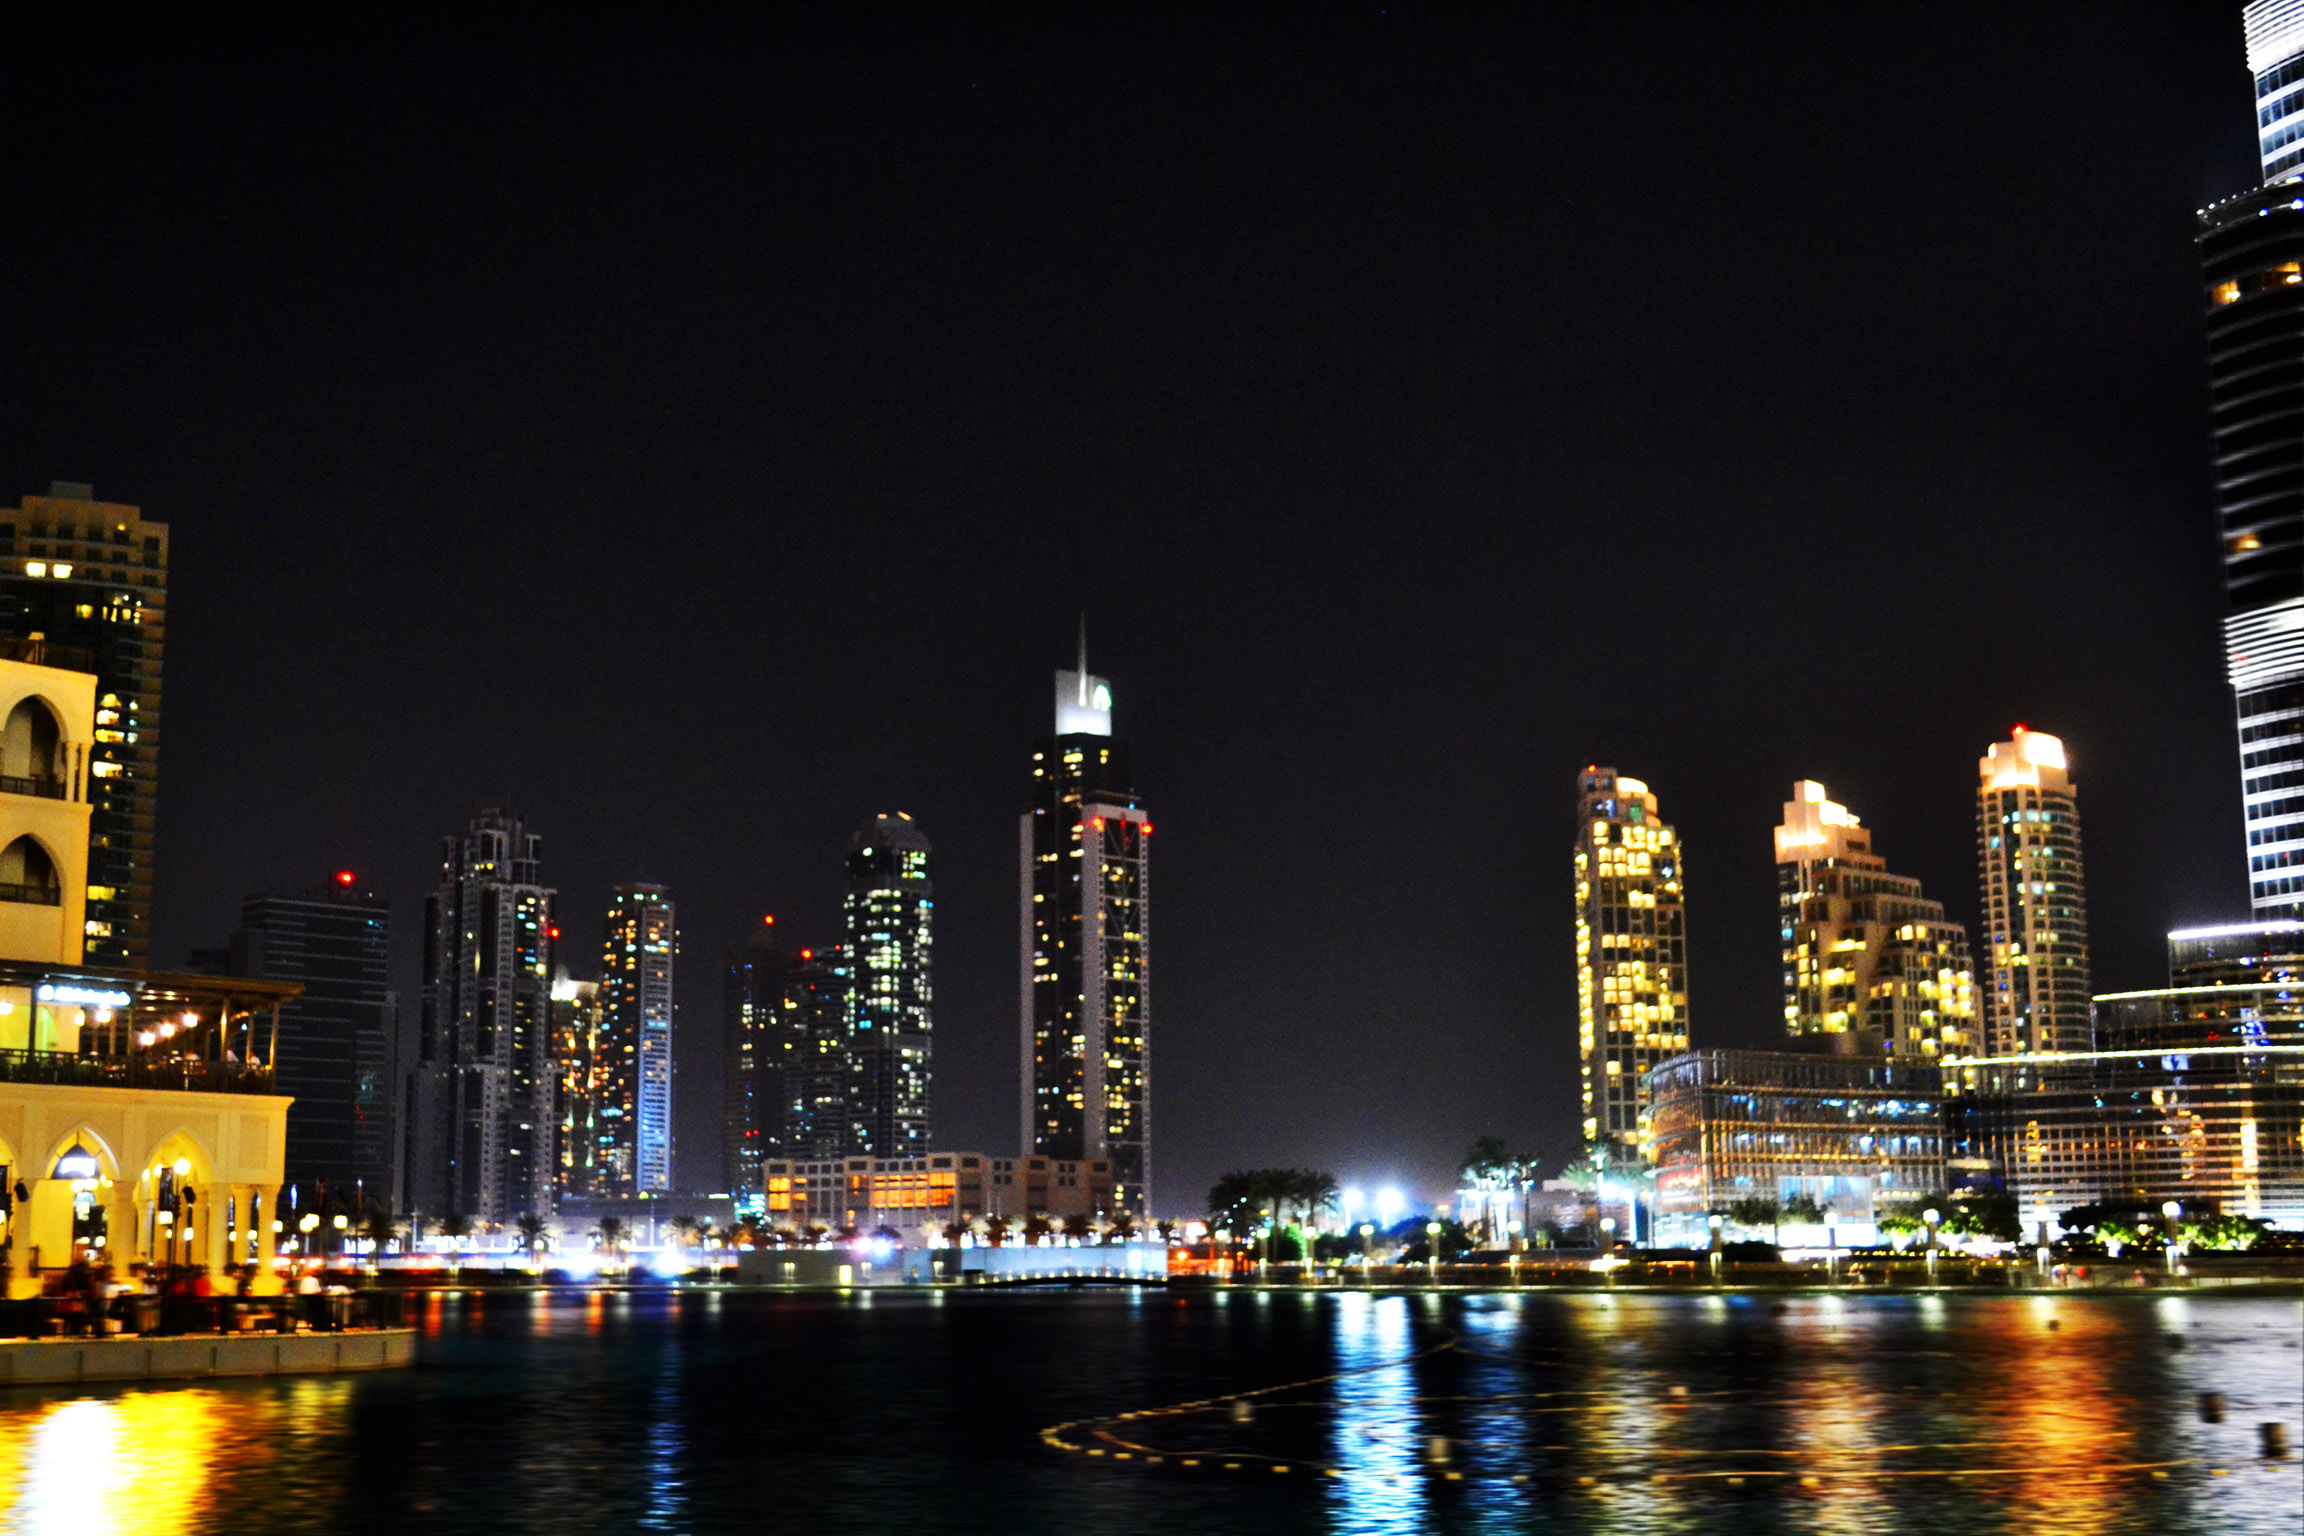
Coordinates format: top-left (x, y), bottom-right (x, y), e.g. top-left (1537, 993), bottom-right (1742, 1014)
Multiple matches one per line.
top-left (1775, 781), bottom-right (1977, 1058)
top-left (722, 919), bottom-right (780, 1196)
top-left (2206, 5), bottom-right (2304, 918)
top-left (1021, 642), bottom-right (1148, 1215)
top-left (551, 968), bottom-right (606, 1197)
top-left (405, 809), bottom-right (557, 1224)
top-left (599, 884), bottom-right (676, 1195)
top-left (0, 483), bottom-right (168, 967)
top-left (231, 875), bottom-right (393, 1212)
top-left (845, 813), bottom-right (933, 1158)
top-left (1572, 767), bottom-right (1689, 1155)
top-left (1977, 728), bottom-right (2090, 1055)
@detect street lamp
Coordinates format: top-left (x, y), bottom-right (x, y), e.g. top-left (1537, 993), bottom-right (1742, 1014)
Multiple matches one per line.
top-left (1359, 1223), bottom-right (1375, 1273)
top-left (1425, 1220), bottom-right (1443, 1284)
top-left (1708, 1213), bottom-right (1724, 1284)
top-left (2161, 1201), bottom-right (2182, 1277)
top-left (1923, 1207), bottom-right (1941, 1280)
top-left (1824, 1211), bottom-right (1839, 1282)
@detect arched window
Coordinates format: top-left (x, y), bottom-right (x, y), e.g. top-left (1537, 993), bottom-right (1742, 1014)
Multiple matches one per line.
top-left (0, 835), bottom-right (59, 905)
top-left (0, 698), bottom-right (63, 795)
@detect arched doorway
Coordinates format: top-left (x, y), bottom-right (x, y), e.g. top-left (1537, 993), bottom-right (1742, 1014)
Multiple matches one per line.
top-left (0, 696), bottom-right (63, 791)
top-left (0, 834), bottom-right (60, 907)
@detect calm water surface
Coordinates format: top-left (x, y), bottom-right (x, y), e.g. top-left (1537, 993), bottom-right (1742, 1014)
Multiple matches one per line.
top-left (0, 1288), bottom-right (2296, 1534)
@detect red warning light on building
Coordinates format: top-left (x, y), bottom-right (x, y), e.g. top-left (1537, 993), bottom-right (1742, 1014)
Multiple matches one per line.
top-left (335, 870), bottom-right (355, 887)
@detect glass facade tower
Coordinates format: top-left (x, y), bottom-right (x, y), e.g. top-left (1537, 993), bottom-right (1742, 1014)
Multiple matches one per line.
top-left (1020, 649), bottom-right (1149, 1215)
top-left (0, 484), bottom-right (167, 967)
top-left (1572, 767), bottom-right (1689, 1155)
top-left (599, 884), bottom-right (676, 1194)
top-left (1775, 781), bottom-right (1977, 1058)
top-left (844, 813), bottom-right (933, 1158)
top-left (2207, 5), bottom-right (2304, 918)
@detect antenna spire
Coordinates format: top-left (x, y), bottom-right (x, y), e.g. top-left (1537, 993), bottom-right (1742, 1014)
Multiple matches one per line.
top-left (1077, 613), bottom-right (1089, 705)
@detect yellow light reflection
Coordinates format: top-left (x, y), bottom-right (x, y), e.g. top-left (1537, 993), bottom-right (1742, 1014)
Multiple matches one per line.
top-left (0, 1390), bottom-right (223, 1534)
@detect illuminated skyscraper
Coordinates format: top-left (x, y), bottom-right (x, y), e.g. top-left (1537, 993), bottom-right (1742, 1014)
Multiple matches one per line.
top-left (551, 968), bottom-right (607, 1197)
top-left (1572, 768), bottom-right (1688, 1154)
top-left (599, 884), bottom-right (676, 1194)
top-left (2206, 4), bottom-right (2304, 917)
top-left (1021, 640), bottom-right (1148, 1215)
top-left (1977, 729), bottom-right (2090, 1055)
top-left (845, 813), bottom-right (933, 1158)
top-left (406, 809), bottom-right (557, 1223)
top-left (1775, 782), bottom-right (1976, 1058)
top-left (0, 483), bottom-right (167, 967)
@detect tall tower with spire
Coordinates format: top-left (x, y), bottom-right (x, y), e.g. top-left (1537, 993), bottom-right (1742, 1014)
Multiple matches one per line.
top-left (2204, 4), bottom-right (2304, 918)
top-left (1020, 629), bottom-right (1149, 1214)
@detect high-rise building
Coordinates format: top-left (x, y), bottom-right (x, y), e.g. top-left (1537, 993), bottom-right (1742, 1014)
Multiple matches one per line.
top-left (1775, 781), bottom-right (1977, 1058)
top-left (0, 484), bottom-right (168, 967)
top-left (551, 968), bottom-right (606, 1197)
top-left (230, 875), bottom-right (393, 1212)
top-left (722, 919), bottom-right (781, 1197)
top-left (722, 918), bottom-right (853, 1182)
top-left (845, 813), bottom-right (933, 1158)
top-left (793, 942), bottom-right (853, 1160)
top-left (2206, 6), bottom-right (2304, 918)
top-left (1976, 729), bottom-right (2090, 1055)
top-left (599, 884), bottom-right (676, 1195)
top-left (405, 809), bottom-right (557, 1224)
top-left (1572, 767), bottom-right (1689, 1155)
top-left (1021, 642), bottom-right (1151, 1214)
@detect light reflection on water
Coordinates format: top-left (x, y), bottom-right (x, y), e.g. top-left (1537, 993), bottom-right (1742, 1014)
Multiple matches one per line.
top-left (0, 1291), bottom-right (2292, 1535)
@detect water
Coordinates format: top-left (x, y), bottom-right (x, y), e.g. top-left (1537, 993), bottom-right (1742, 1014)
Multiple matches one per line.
top-left (0, 1287), bottom-right (2296, 1534)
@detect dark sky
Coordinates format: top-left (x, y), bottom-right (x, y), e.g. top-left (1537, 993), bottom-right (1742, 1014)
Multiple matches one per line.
top-left (2, 5), bottom-right (2267, 1212)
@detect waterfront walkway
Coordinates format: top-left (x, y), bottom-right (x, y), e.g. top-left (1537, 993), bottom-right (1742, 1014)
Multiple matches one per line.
top-left (0, 1327), bottom-right (415, 1386)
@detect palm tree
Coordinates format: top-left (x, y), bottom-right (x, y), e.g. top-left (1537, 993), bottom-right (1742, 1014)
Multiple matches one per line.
top-left (1291, 1169), bottom-right (1339, 1241)
top-left (361, 1208), bottom-right (400, 1258)
top-left (732, 1216), bottom-right (765, 1250)
top-left (1061, 1213), bottom-right (1095, 1243)
top-left (1460, 1136), bottom-right (1516, 1243)
top-left (670, 1214), bottom-right (700, 1251)
top-left (940, 1221), bottom-right (970, 1247)
top-left (515, 1211), bottom-right (550, 1262)
top-left (980, 1215), bottom-right (1012, 1248)
top-left (1022, 1215), bottom-right (1053, 1247)
top-left (1106, 1213), bottom-right (1138, 1245)
top-left (1154, 1218), bottom-right (1178, 1248)
top-left (596, 1215), bottom-right (628, 1269)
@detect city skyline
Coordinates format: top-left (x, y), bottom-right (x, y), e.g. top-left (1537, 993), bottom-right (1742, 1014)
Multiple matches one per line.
top-left (3, 7), bottom-right (2270, 1205)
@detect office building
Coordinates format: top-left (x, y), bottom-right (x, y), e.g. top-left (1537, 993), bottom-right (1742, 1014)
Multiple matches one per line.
top-left (2206, 6), bottom-right (2304, 917)
top-left (1977, 728), bottom-right (2091, 1055)
top-left (1946, 921), bottom-right (2304, 1233)
top-left (845, 813), bottom-right (933, 1158)
top-left (598, 884), bottom-right (676, 1195)
top-left (1646, 1045), bottom-right (1945, 1247)
top-left (1775, 781), bottom-right (1978, 1058)
top-left (1021, 640), bottom-right (1151, 1213)
top-left (0, 483), bottom-right (168, 967)
top-left (722, 920), bottom-right (780, 1197)
top-left (229, 875), bottom-right (392, 1212)
top-left (405, 809), bottom-right (557, 1224)
top-left (551, 969), bottom-right (606, 1197)
top-left (1573, 767), bottom-right (1690, 1154)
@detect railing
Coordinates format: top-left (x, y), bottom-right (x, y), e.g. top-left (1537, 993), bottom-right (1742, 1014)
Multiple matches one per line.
top-left (0, 1048), bottom-right (276, 1096)
top-left (0, 1289), bottom-right (409, 1339)
top-left (0, 775), bottom-right (65, 800)
top-left (0, 881), bottom-right (59, 906)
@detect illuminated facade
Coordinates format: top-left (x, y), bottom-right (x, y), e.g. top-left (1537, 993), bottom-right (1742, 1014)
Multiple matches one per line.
top-left (1646, 1046), bottom-right (1945, 1247)
top-left (1946, 921), bottom-right (2304, 1233)
top-left (721, 922), bottom-right (778, 1195)
top-left (599, 884), bottom-right (676, 1195)
top-left (1572, 767), bottom-right (1688, 1154)
top-left (1977, 729), bottom-right (2090, 1055)
top-left (1021, 645), bottom-right (1150, 1213)
top-left (405, 809), bottom-right (557, 1224)
top-left (844, 814), bottom-right (933, 1158)
top-left (550, 969), bottom-right (605, 1197)
top-left (0, 644), bottom-right (95, 968)
top-left (0, 483), bottom-right (167, 967)
top-left (1776, 781), bottom-right (1977, 1058)
top-left (763, 1150), bottom-right (1113, 1242)
top-left (2206, 7), bottom-right (2304, 919)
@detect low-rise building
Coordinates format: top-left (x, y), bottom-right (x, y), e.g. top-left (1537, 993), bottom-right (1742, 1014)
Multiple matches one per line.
top-left (1945, 921), bottom-right (2304, 1235)
top-left (763, 1151), bottom-right (1114, 1244)
top-left (1645, 1044), bottom-right (1945, 1248)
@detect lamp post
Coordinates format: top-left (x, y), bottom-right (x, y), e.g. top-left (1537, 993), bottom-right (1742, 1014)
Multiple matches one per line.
top-left (2161, 1201), bottom-right (2182, 1279)
top-left (1708, 1213), bottom-right (1723, 1285)
top-left (1425, 1220), bottom-right (1442, 1284)
top-left (1359, 1223), bottom-right (1374, 1276)
top-left (1923, 1207), bottom-right (1940, 1281)
top-left (1825, 1211), bottom-right (1839, 1283)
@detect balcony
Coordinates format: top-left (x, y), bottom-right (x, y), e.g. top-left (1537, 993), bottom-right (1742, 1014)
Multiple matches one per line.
top-left (0, 881), bottom-right (59, 905)
top-left (0, 1047), bottom-right (276, 1096)
top-left (0, 775), bottom-right (65, 800)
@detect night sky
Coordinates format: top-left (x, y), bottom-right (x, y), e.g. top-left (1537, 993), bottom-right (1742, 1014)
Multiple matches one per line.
top-left (2, 6), bottom-right (2268, 1211)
